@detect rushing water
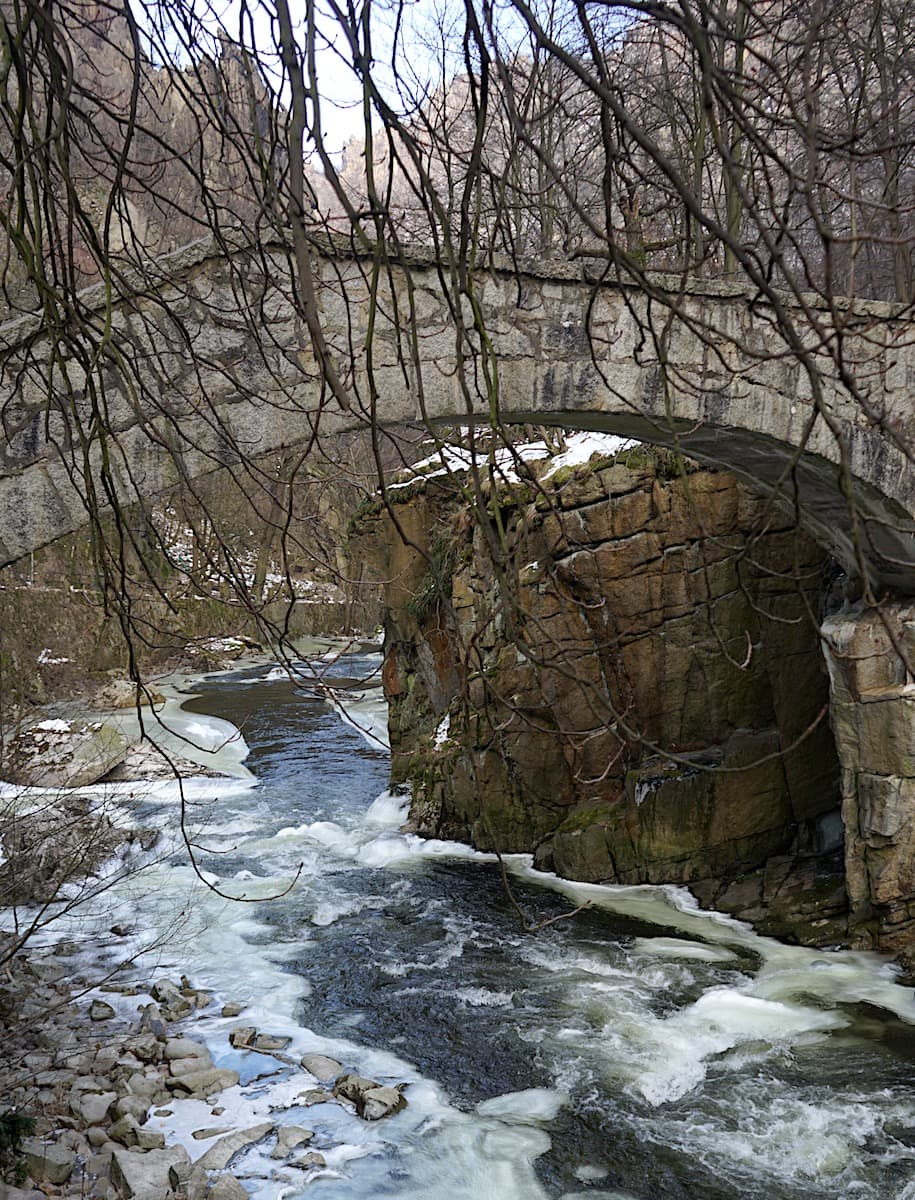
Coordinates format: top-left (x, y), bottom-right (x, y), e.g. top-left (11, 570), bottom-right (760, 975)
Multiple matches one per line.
top-left (18, 648), bottom-right (915, 1199)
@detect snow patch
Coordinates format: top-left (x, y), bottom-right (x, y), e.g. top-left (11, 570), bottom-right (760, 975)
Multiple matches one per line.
top-left (37, 649), bottom-right (70, 665)
top-left (387, 431), bottom-right (638, 492)
top-left (541, 431), bottom-right (636, 476)
top-left (434, 715), bottom-right (451, 749)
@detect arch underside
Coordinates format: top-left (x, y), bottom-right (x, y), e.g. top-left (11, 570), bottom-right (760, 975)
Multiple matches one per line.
top-left (498, 410), bottom-right (915, 596)
top-left (3, 404), bottom-right (913, 596)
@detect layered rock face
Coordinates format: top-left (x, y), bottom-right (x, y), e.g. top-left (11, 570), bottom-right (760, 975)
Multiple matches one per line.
top-left (822, 604), bottom-right (915, 951)
top-left (360, 447), bottom-right (845, 939)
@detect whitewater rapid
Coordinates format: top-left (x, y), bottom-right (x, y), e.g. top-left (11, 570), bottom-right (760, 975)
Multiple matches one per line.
top-left (10, 646), bottom-right (915, 1199)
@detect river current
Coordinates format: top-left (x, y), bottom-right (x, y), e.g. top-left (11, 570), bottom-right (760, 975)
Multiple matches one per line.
top-left (25, 646), bottom-right (915, 1199)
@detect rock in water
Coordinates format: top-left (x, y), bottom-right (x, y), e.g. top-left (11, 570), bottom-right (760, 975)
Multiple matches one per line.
top-left (300, 1053), bottom-right (342, 1082)
top-left (332, 1074), bottom-right (408, 1120)
top-left (207, 1175), bottom-right (249, 1200)
top-left (196, 1123), bottom-right (275, 1170)
top-left (270, 1126), bottom-right (314, 1159)
top-left (360, 1086), bottom-right (408, 1120)
top-left (3, 719), bottom-right (129, 788)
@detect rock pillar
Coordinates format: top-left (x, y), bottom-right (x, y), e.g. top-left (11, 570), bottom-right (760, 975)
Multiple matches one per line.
top-left (821, 602), bottom-right (915, 951)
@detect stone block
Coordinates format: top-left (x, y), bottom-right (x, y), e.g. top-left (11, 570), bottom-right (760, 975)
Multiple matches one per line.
top-left (856, 692), bottom-right (915, 777)
top-left (78, 1090), bottom-right (118, 1126)
top-left (196, 1123), bottom-right (274, 1171)
top-left (300, 1054), bottom-right (343, 1082)
top-left (270, 1125), bottom-right (314, 1158)
top-left (164, 1037), bottom-right (210, 1061)
top-left (859, 773), bottom-right (915, 841)
top-left (3, 721), bottom-right (129, 789)
top-left (110, 1145), bottom-right (191, 1200)
top-left (207, 1175), bottom-right (249, 1200)
top-left (165, 1067), bottom-right (239, 1097)
top-left (169, 1054), bottom-right (215, 1078)
top-left (20, 1140), bottom-right (76, 1185)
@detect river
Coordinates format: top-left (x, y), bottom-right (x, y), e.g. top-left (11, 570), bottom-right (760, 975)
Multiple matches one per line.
top-left (39, 646), bottom-right (915, 1199)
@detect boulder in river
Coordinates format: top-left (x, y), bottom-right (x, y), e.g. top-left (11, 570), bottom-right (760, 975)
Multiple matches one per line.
top-left (90, 680), bottom-right (166, 711)
top-left (332, 1074), bottom-right (407, 1120)
top-left (3, 718), bottom-right (129, 788)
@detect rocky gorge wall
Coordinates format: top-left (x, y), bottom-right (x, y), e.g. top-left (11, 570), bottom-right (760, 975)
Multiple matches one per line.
top-left (358, 445), bottom-right (848, 942)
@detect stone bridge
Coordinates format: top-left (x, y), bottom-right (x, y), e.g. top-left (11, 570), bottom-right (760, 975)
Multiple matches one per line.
top-left (0, 235), bottom-right (914, 592)
top-left (3, 234), bottom-right (915, 952)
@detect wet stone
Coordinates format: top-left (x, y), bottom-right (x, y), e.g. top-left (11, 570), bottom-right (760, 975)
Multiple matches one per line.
top-left (196, 1123), bottom-right (275, 1171)
top-left (361, 1086), bottom-right (407, 1121)
top-left (253, 1034), bottom-right (290, 1053)
top-left (271, 1126), bottom-right (314, 1159)
top-left (300, 1054), bottom-right (342, 1082)
top-left (290, 1151), bottom-right (326, 1170)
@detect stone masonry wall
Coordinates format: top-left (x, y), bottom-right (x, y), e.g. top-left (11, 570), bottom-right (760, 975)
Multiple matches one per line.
top-left (822, 603), bottom-right (915, 953)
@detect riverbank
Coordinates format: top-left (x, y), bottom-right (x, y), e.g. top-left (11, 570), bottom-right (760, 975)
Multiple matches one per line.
top-left (0, 950), bottom-right (407, 1200)
top-left (0, 650), bottom-right (402, 1200)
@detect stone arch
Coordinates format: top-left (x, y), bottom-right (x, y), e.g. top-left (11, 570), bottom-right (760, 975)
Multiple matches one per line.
top-left (0, 240), bottom-right (912, 593)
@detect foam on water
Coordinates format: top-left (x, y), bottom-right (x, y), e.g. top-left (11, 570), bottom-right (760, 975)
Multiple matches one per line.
top-left (331, 689), bottom-right (389, 750)
top-left (619, 990), bottom-right (847, 1105)
top-left (452, 987), bottom-right (515, 1007)
top-left (633, 1071), bottom-right (915, 1198)
top-left (509, 859), bottom-right (915, 1024)
top-left (10, 739), bottom-right (558, 1199)
top-left (631, 936), bottom-right (739, 963)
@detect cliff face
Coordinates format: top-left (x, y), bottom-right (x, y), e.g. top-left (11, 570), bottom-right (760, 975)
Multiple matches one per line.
top-left (360, 445), bottom-right (846, 941)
